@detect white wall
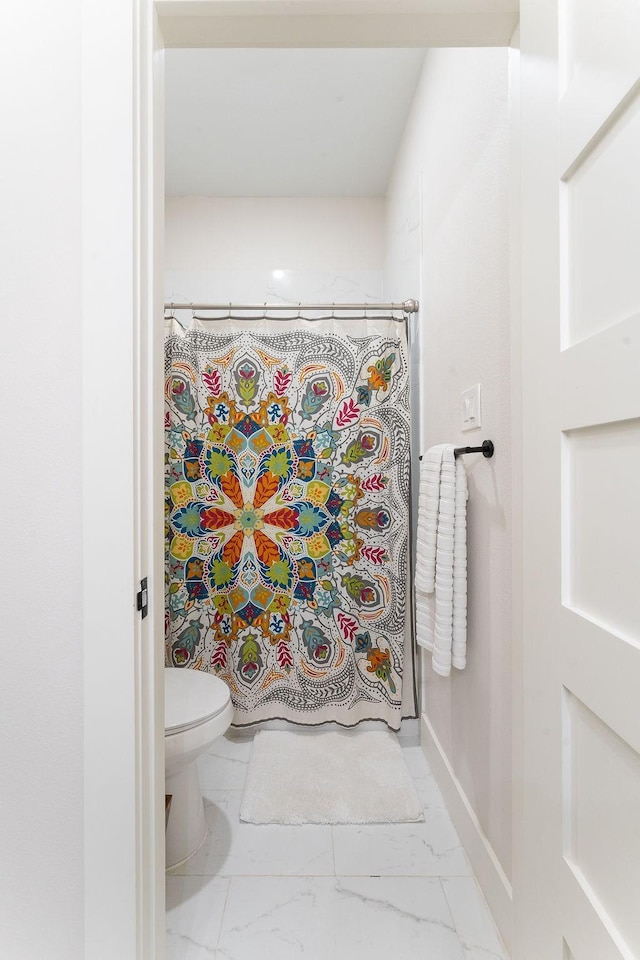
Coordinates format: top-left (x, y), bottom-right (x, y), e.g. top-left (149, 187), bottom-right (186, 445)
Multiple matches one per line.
top-left (385, 46), bottom-right (512, 932)
top-left (165, 196), bottom-right (385, 304)
top-left (0, 2), bottom-right (83, 958)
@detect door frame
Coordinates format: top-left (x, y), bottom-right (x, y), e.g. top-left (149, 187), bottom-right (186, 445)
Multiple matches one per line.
top-left (82, 1), bottom-right (165, 956)
top-left (81, 4), bottom-right (520, 957)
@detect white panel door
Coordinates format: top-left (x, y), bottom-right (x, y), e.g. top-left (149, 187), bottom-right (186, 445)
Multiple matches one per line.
top-left (518, 1), bottom-right (640, 958)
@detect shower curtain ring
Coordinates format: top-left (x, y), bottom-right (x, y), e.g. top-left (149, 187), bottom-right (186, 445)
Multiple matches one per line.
top-left (331, 302), bottom-right (335, 319)
top-left (262, 302), bottom-right (268, 319)
top-left (191, 302), bottom-right (195, 319)
top-left (297, 302), bottom-right (302, 320)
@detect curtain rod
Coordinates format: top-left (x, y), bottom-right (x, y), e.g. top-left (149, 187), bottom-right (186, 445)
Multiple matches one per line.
top-left (164, 299), bottom-right (419, 315)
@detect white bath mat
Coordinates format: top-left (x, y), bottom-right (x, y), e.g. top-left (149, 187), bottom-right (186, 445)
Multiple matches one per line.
top-left (240, 729), bottom-right (424, 825)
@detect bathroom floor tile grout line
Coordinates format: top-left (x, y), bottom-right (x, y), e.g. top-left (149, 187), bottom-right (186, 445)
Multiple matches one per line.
top-left (435, 877), bottom-right (461, 935)
top-left (214, 878), bottom-right (232, 951)
top-left (330, 824), bottom-right (337, 876)
top-left (168, 872), bottom-right (476, 879)
top-left (441, 875), bottom-right (512, 958)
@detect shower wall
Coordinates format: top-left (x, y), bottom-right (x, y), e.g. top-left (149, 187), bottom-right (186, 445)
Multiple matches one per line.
top-left (384, 46), bottom-right (513, 941)
top-left (165, 196), bottom-right (384, 306)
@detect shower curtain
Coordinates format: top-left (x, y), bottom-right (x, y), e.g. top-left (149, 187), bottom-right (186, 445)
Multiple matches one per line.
top-left (164, 315), bottom-right (414, 730)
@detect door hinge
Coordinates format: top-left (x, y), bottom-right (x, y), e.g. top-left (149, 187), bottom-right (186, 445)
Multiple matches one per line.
top-left (136, 577), bottom-right (148, 619)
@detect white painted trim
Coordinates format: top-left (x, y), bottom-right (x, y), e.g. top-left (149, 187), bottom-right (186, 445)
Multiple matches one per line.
top-left (508, 24), bottom-right (524, 960)
top-left (83, 1), bottom-right (163, 957)
top-left (133, 4), bottom-right (167, 956)
top-left (82, 0), bottom-right (137, 953)
top-left (421, 713), bottom-right (513, 954)
top-left (517, 2), bottom-right (564, 955)
top-left (157, 0), bottom-right (518, 47)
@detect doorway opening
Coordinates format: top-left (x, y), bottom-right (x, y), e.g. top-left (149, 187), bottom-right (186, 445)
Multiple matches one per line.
top-left (160, 42), bottom-right (512, 960)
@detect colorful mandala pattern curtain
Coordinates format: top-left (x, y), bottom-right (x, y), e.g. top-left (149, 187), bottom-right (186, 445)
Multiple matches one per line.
top-left (165, 317), bottom-right (413, 729)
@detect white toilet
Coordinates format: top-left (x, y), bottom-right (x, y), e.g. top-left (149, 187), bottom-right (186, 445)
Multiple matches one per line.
top-left (164, 667), bottom-right (233, 870)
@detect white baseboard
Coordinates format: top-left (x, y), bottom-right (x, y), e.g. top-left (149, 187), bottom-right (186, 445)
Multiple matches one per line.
top-left (421, 712), bottom-right (513, 954)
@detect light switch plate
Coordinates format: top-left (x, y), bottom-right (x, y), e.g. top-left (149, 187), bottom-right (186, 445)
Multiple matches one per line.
top-left (461, 384), bottom-right (481, 432)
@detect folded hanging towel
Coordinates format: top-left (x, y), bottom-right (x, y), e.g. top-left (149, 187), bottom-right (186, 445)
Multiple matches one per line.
top-left (415, 444), bottom-right (447, 593)
top-left (414, 445), bottom-right (468, 676)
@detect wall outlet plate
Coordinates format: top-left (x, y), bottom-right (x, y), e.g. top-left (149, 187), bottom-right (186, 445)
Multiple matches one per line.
top-left (461, 384), bottom-right (481, 432)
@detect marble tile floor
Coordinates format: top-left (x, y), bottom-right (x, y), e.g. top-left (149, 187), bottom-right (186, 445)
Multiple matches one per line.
top-left (166, 731), bottom-right (509, 960)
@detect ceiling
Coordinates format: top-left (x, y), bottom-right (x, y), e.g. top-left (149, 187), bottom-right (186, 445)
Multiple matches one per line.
top-left (165, 48), bottom-right (426, 197)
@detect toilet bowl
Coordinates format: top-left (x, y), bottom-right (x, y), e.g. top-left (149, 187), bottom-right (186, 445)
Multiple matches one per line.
top-left (165, 667), bottom-right (233, 870)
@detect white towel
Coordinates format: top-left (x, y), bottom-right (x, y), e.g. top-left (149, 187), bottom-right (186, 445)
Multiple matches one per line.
top-left (414, 445), bottom-right (468, 676)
